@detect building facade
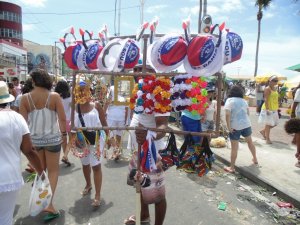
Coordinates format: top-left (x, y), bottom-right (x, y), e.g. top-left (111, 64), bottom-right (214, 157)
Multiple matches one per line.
top-left (0, 1), bottom-right (62, 81)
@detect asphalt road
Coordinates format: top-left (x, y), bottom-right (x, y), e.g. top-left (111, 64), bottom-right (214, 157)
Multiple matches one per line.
top-left (13, 128), bottom-right (299, 225)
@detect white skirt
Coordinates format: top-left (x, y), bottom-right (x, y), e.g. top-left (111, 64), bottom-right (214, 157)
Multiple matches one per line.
top-left (258, 109), bottom-right (279, 127)
top-left (0, 190), bottom-right (18, 225)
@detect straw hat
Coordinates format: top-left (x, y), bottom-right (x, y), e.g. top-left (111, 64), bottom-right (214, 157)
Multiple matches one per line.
top-left (0, 81), bottom-right (15, 104)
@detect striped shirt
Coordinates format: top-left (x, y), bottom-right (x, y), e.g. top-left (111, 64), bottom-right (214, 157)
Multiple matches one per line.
top-left (27, 93), bottom-right (62, 146)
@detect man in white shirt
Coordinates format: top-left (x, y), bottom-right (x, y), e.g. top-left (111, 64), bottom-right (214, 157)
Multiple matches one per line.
top-left (105, 84), bottom-right (128, 159)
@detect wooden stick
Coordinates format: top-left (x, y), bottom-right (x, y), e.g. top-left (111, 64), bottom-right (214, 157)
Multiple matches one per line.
top-left (71, 126), bottom-right (219, 138)
top-left (73, 70), bottom-right (187, 77)
top-left (135, 144), bottom-right (142, 225)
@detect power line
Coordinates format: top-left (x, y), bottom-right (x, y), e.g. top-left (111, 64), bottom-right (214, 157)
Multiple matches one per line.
top-left (23, 5), bottom-right (139, 15)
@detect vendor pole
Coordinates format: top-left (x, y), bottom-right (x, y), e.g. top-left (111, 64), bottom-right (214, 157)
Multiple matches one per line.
top-left (70, 70), bottom-right (76, 130)
top-left (215, 72), bottom-right (222, 133)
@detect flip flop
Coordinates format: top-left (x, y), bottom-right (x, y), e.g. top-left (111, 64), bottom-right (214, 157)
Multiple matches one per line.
top-left (91, 199), bottom-right (101, 207)
top-left (259, 130), bottom-right (266, 140)
top-left (224, 166), bottom-right (235, 174)
top-left (61, 157), bottom-right (71, 167)
top-left (43, 212), bottom-right (60, 222)
top-left (81, 187), bottom-right (92, 196)
top-left (124, 215), bottom-right (150, 225)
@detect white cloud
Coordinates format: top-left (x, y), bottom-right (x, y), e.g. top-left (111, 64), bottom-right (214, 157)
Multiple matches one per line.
top-left (23, 24), bottom-right (36, 31)
top-left (19, 0), bottom-right (46, 8)
top-left (223, 36), bottom-right (300, 78)
top-left (181, 0), bottom-right (245, 17)
top-left (264, 12), bottom-right (274, 19)
top-left (146, 5), bottom-right (168, 14)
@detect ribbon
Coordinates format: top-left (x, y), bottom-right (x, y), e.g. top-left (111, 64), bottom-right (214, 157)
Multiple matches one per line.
top-left (140, 131), bottom-right (157, 172)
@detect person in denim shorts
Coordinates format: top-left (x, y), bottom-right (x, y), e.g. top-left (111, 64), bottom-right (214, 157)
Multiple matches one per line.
top-left (224, 85), bottom-right (258, 173)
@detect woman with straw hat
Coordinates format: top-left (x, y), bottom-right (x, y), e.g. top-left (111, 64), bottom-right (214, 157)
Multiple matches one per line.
top-left (0, 81), bottom-right (43, 225)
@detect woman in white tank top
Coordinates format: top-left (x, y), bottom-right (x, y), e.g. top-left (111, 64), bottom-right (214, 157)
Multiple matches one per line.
top-left (74, 81), bottom-right (108, 207)
top-left (19, 70), bottom-right (66, 222)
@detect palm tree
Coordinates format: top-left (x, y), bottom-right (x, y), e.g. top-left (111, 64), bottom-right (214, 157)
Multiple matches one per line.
top-left (254, 0), bottom-right (272, 77)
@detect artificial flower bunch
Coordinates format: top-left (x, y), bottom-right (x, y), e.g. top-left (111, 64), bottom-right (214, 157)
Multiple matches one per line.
top-left (170, 75), bottom-right (208, 115)
top-left (129, 75), bottom-right (156, 114)
top-left (153, 77), bottom-right (172, 113)
top-left (170, 74), bottom-right (193, 112)
top-left (185, 76), bottom-right (208, 115)
top-left (74, 78), bottom-right (92, 104)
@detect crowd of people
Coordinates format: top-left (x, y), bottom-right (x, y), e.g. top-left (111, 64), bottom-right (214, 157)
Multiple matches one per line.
top-left (0, 69), bottom-right (300, 225)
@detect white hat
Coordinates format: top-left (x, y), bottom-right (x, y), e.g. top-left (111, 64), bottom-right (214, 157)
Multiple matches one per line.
top-left (147, 34), bottom-right (188, 73)
top-left (0, 81), bottom-right (15, 104)
top-left (97, 38), bottom-right (140, 72)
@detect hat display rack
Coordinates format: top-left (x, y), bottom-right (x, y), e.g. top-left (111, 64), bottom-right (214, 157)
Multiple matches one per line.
top-left (64, 18), bottom-right (242, 225)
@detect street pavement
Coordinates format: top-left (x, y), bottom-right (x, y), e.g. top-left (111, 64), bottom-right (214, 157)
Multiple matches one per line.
top-left (199, 106), bottom-right (299, 208)
top-left (13, 107), bottom-right (300, 225)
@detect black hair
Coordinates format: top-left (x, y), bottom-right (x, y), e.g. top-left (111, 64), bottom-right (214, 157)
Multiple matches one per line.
top-left (0, 103), bottom-right (8, 108)
top-left (227, 85), bottom-right (244, 98)
top-left (285, 118), bottom-right (300, 134)
top-left (21, 78), bottom-right (33, 94)
top-left (8, 83), bottom-right (14, 89)
top-left (30, 69), bottom-right (52, 90)
top-left (54, 80), bottom-right (71, 99)
top-left (12, 77), bottom-right (19, 81)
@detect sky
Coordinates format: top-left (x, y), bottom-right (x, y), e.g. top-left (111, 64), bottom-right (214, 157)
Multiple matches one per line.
top-left (5, 0), bottom-right (300, 79)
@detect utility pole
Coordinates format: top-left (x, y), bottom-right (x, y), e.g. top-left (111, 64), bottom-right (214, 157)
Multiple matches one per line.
top-left (198, 0), bottom-right (202, 33)
top-left (118, 0), bottom-right (121, 36)
top-left (140, 0), bottom-right (145, 25)
top-left (203, 0), bottom-right (207, 16)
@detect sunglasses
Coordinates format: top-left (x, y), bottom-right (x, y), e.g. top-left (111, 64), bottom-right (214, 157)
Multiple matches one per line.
top-left (272, 79), bottom-right (279, 82)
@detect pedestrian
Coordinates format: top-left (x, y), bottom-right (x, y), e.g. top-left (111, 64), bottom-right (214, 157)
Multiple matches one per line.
top-left (0, 81), bottom-right (43, 225)
top-left (224, 85), bottom-right (258, 173)
top-left (181, 109), bottom-right (202, 143)
top-left (54, 80), bottom-right (72, 166)
top-left (201, 86), bottom-right (216, 132)
top-left (11, 78), bottom-right (36, 173)
top-left (291, 83), bottom-right (300, 119)
top-left (255, 82), bottom-right (265, 115)
top-left (74, 80), bottom-right (108, 207)
top-left (124, 65), bottom-right (167, 225)
top-left (12, 78), bottom-right (33, 113)
top-left (12, 77), bottom-right (22, 97)
top-left (104, 83), bottom-right (128, 160)
top-left (284, 118), bottom-right (300, 168)
top-left (258, 75), bottom-right (279, 144)
top-left (7, 82), bottom-right (17, 98)
top-left (19, 69), bottom-right (67, 222)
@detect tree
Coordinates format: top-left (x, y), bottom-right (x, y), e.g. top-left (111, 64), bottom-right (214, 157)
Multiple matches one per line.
top-left (254, 0), bottom-right (272, 77)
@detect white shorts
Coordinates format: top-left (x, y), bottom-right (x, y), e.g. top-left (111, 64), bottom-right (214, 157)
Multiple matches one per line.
top-left (107, 119), bottom-right (124, 138)
top-left (80, 140), bottom-right (104, 167)
top-left (258, 110), bottom-right (279, 126)
top-left (0, 190), bottom-right (18, 225)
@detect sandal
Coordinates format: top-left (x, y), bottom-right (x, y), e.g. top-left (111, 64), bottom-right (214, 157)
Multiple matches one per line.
top-left (43, 212), bottom-right (60, 222)
top-left (259, 130), bottom-right (266, 140)
top-left (224, 166), bottom-right (235, 174)
top-left (91, 198), bottom-right (101, 207)
top-left (61, 157), bottom-right (71, 167)
top-left (81, 186), bottom-right (92, 196)
top-left (124, 215), bottom-right (150, 225)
